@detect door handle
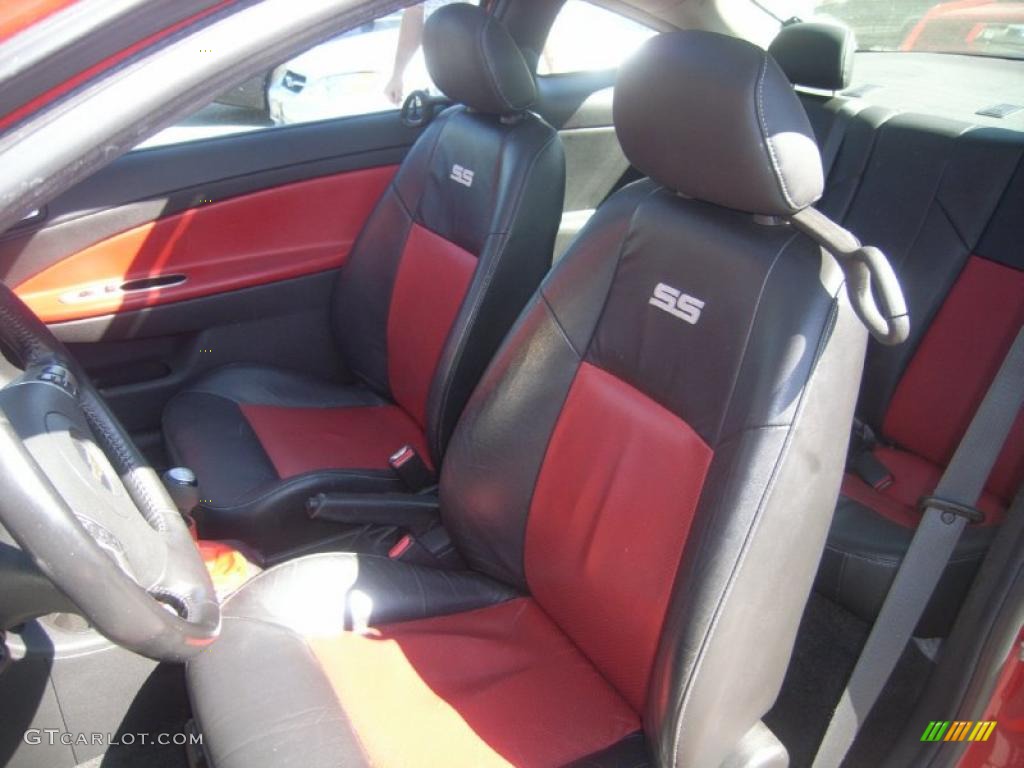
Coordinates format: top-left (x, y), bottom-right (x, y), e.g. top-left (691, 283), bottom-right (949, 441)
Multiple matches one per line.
top-left (59, 274), bottom-right (187, 305)
top-left (119, 274), bottom-right (187, 292)
top-left (12, 205), bottom-right (47, 230)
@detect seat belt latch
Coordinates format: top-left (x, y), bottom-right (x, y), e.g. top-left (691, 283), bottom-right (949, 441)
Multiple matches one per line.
top-left (388, 527), bottom-right (463, 569)
top-left (851, 449), bottom-right (894, 491)
top-left (388, 445), bottom-right (434, 492)
top-left (389, 534), bottom-right (415, 559)
top-left (918, 495), bottom-right (985, 524)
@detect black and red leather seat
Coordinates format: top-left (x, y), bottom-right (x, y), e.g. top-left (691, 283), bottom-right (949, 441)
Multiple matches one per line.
top-left (770, 20), bottom-right (1024, 636)
top-left (186, 30), bottom-right (871, 768)
top-left (814, 137), bottom-right (1024, 636)
top-left (162, 4), bottom-right (565, 557)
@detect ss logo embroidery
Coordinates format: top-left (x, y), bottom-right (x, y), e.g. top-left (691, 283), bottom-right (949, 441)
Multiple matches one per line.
top-left (649, 282), bottom-right (705, 325)
top-left (450, 164), bottom-right (475, 188)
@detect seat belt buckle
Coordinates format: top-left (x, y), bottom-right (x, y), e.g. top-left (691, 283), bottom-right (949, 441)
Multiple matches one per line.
top-left (851, 449), bottom-right (894, 491)
top-left (389, 533), bottom-right (416, 559)
top-left (388, 445), bottom-right (434, 492)
top-left (388, 527), bottom-right (463, 569)
top-left (852, 418), bottom-right (877, 448)
top-left (918, 496), bottom-right (985, 524)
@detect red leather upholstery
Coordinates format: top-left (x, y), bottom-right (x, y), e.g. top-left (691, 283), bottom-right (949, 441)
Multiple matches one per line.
top-left (14, 167), bottom-right (397, 323)
top-left (525, 362), bottom-right (712, 711)
top-left (387, 223), bottom-right (477, 427)
top-left (882, 256), bottom-right (1024, 502)
top-left (841, 446), bottom-right (1007, 529)
top-left (240, 403), bottom-right (431, 478)
top-left (311, 598), bottom-right (640, 767)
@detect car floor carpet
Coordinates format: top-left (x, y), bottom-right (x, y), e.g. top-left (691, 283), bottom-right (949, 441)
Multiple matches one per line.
top-left (765, 592), bottom-right (935, 768)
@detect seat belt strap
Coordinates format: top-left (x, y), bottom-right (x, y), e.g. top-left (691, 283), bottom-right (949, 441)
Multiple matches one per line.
top-left (812, 325), bottom-right (1024, 768)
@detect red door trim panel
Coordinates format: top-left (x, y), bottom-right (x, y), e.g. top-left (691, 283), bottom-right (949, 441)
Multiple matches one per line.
top-left (14, 165), bottom-right (397, 323)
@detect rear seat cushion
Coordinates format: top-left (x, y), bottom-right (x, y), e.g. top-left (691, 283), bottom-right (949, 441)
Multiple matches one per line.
top-left (841, 446), bottom-right (1008, 530)
top-left (818, 492), bottom-right (997, 638)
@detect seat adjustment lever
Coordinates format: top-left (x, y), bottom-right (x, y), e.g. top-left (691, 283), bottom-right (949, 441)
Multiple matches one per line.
top-left (306, 492), bottom-right (440, 535)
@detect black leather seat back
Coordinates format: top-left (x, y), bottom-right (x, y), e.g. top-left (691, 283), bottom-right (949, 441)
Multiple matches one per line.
top-left (332, 3), bottom-right (565, 462)
top-left (438, 30), bottom-right (868, 766)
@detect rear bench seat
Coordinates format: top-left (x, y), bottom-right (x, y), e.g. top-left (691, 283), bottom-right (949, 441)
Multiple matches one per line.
top-left (772, 22), bottom-right (1024, 636)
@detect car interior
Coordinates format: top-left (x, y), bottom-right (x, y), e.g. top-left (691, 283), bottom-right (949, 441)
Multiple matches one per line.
top-left (0, 0), bottom-right (1021, 767)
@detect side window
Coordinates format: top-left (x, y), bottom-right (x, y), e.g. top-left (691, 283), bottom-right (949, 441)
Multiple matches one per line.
top-left (538, 0), bottom-right (656, 75)
top-left (138, 0), bottom-right (474, 151)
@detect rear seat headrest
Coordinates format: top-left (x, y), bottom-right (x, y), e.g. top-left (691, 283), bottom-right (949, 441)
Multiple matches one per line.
top-left (423, 3), bottom-right (536, 115)
top-left (614, 30), bottom-right (823, 217)
top-left (768, 21), bottom-right (855, 92)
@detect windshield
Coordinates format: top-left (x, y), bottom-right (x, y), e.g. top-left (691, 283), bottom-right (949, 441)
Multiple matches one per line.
top-left (768, 0), bottom-right (1024, 58)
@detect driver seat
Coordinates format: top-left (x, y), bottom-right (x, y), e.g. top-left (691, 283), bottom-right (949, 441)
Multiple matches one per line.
top-left (187, 31), bottom-right (868, 768)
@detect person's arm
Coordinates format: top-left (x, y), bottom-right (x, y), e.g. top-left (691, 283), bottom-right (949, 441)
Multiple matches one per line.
top-left (384, 5), bottom-right (426, 105)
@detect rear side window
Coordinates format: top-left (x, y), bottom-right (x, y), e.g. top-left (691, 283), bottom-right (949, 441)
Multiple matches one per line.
top-left (770, 0), bottom-right (1024, 58)
top-left (538, 0), bottom-right (657, 75)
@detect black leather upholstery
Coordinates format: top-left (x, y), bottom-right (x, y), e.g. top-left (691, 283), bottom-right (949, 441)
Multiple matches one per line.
top-left (218, 552), bottom-right (517, 629)
top-left (424, 3), bottom-right (536, 114)
top-left (823, 116), bottom-right (1019, 427)
top-left (333, 104), bottom-right (564, 460)
top-left (443, 175), bottom-right (866, 768)
top-left (188, 30), bottom-right (869, 768)
top-left (164, 365), bottom-right (407, 558)
top-left (163, 6), bottom-right (564, 557)
top-left (818, 496), bottom-right (997, 637)
top-left (795, 71), bottom-right (1024, 633)
top-left (769, 21), bottom-right (855, 92)
top-left (614, 31), bottom-right (824, 216)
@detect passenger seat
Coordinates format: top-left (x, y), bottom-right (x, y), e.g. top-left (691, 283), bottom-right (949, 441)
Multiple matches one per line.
top-left (163, 4), bottom-right (565, 558)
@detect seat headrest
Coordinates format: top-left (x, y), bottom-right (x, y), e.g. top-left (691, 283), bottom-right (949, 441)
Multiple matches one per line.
top-left (423, 3), bottom-right (536, 115)
top-left (768, 21), bottom-right (855, 92)
top-left (614, 30), bottom-right (823, 217)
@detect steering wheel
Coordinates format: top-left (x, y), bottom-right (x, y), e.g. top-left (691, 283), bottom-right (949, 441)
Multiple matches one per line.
top-left (0, 283), bottom-right (219, 661)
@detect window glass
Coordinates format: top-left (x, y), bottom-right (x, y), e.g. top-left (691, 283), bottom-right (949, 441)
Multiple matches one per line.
top-left (538, 0), bottom-right (657, 75)
top-left (137, 0), bottom-right (473, 151)
top-left (765, 0), bottom-right (1024, 58)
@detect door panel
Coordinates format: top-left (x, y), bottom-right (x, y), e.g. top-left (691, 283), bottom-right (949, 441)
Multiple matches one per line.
top-left (61, 271), bottom-right (343, 462)
top-left (0, 112), bottom-right (418, 285)
top-left (0, 111), bottom-right (423, 459)
top-left (14, 166), bottom-right (395, 323)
